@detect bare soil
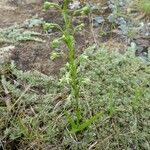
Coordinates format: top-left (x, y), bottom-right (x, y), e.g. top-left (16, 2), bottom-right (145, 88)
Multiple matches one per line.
top-left (0, 1), bottom-right (96, 75)
top-left (0, 0), bottom-right (128, 75)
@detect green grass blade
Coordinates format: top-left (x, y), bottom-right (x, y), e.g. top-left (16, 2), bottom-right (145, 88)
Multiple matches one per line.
top-left (71, 111), bottom-right (103, 133)
top-left (65, 112), bottom-right (77, 130)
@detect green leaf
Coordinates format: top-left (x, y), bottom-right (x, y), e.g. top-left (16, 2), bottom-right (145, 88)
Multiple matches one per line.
top-left (70, 111), bottom-right (103, 133)
top-left (82, 6), bottom-right (90, 15)
top-left (64, 35), bottom-right (75, 50)
top-left (51, 37), bottom-right (63, 49)
top-left (65, 112), bottom-right (77, 130)
top-left (50, 51), bottom-right (60, 61)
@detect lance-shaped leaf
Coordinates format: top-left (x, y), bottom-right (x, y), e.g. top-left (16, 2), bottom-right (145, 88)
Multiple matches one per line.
top-left (70, 111), bottom-right (103, 133)
top-left (65, 112), bottom-right (78, 131)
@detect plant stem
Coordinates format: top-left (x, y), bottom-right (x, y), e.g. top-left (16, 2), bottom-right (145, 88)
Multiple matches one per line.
top-left (64, 33), bottom-right (80, 126)
top-left (63, 0), bottom-right (80, 126)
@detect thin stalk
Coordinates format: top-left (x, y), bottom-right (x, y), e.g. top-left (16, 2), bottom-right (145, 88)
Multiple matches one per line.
top-left (64, 32), bottom-right (80, 126)
top-left (62, 0), bottom-right (81, 126)
top-left (62, 0), bottom-right (69, 30)
top-left (67, 36), bottom-right (80, 126)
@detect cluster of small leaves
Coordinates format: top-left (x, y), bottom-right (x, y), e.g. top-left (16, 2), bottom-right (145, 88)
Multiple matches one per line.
top-left (0, 63), bottom-right (63, 149)
top-left (0, 45), bottom-right (150, 149)
top-left (0, 24), bottom-right (43, 44)
top-left (0, 62), bottom-right (59, 112)
top-left (10, 62), bottom-right (57, 90)
top-left (137, 0), bottom-right (150, 14)
top-left (43, 1), bottom-right (90, 50)
top-left (60, 45), bottom-right (150, 149)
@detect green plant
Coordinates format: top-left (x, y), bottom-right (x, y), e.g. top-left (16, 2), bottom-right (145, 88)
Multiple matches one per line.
top-left (0, 24), bottom-right (43, 44)
top-left (60, 44), bottom-right (150, 149)
top-left (137, 0), bottom-right (150, 13)
top-left (50, 51), bottom-right (60, 60)
top-left (0, 63), bottom-right (61, 149)
top-left (1, 44), bottom-right (150, 149)
top-left (43, 0), bottom-right (102, 133)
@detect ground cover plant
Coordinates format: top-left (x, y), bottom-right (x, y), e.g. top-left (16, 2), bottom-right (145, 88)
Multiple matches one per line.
top-left (0, 0), bottom-right (150, 149)
top-left (0, 43), bottom-right (150, 150)
top-left (0, 17), bottom-right (44, 44)
top-left (137, 0), bottom-right (150, 14)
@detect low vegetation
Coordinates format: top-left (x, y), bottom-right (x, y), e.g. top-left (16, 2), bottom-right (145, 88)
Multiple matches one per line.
top-left (0, 44), bottom-right (150, 149)
top-left (137, 0), bottom-right (150, 13)
top-left (0, 0), bottom-right (150, 149)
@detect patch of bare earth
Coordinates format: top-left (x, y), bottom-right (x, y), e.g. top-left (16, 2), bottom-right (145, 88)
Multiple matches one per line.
top-left (0, 2), bottom-right (42, 27)
top-left (0, 1), bottom-right (94, 75)
top-left (0, 0), bottom-right (128, 75)
top-left (0, 1), bottom-right (67, 75)
top-left (11, 40), bottom-right (66, 75)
